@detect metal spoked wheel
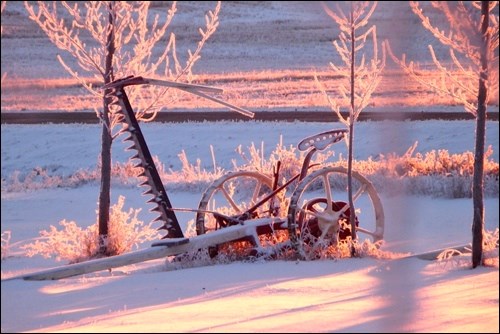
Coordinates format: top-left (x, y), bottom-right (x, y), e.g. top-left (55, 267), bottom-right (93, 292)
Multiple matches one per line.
top-left (287, 166), bottom-right (384, 259)
top-left (196, 171), bottom-right (279, 257)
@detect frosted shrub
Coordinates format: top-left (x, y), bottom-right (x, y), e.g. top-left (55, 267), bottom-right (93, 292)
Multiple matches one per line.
top-left (104, 196), bottom-right (160, 255)
top-left (2, 142), bottom-right (498, 198)
top-left (280, 236), bottom-right (408, 261)
top-left (482, 228), bottom-right (499, 267)
top-left (352, 143), bottom-right (499, 198)
top-left (22, 196), bottom-right (159, 263)
top-left (234, 139), bottom-right (332, 182)
top-left (330, 239), bottom-right (408, 260)
top-left (434, 228), bottom-right (499, 268)
top-left (2, 166), bottom-right (97, 192)
top-left (23, 220), bottom-right (95, 263)
top-left (2, 158), bottom-right (155, 192)
top-left (161, 150), bottom-right (225, 191)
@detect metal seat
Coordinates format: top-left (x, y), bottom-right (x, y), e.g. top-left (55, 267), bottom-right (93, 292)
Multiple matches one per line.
top-left (297, 129), bottom-right (348, 151)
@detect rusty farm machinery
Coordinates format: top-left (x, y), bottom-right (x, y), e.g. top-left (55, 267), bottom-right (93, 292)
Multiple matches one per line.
top-left (13, 76), bottom-right (386, 280)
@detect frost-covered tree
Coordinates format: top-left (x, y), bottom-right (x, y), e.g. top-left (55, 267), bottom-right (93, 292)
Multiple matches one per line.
top-left (1, 1), bottom-right (6, 82)
top-left (1, 1), bottom-right (6, 34)
top-left (24, 1), bottom-right (220, 255)
top-left (388, 1), bottom-right (499, 268)
top-left (315, 1), bottom-right (386, 245)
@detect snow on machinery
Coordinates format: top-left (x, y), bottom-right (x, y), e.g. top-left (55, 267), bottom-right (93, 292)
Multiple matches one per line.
top-left (14, 76), bottom-right (385, 280)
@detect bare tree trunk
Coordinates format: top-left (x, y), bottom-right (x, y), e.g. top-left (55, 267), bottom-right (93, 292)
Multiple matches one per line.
top-left (472, 1), bottom-right (490, 268)
top-left (348, 3), bottom-right (357, 243)
top-left (98, 2), bottom-right (116, 255)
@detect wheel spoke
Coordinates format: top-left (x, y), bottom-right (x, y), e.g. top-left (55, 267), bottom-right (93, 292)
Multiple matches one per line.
top-left (251, 181), bottom-right (263, 204)
top-left (220, 186), bottom-right (241, 213)
top-left (352, 183), bottom-right (367, 203)
top-left (336, 203), bottom-right (350, 216)
top-left (299, 206), bottom-right (319, 219)
top-left (356, 226), bottom-right (380, 238)
top-left (322, 173), bottom-right (333, 212)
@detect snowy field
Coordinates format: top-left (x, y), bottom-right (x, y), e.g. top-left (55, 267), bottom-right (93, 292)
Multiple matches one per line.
top-left (1, 120), bottom-right (499, 333)
top-left (1, 1), bottom-right (499, 333)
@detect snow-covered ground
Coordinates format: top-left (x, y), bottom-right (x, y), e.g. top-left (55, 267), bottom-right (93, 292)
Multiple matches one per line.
top-left (1, 1), bottom-right (499, 333)
top-left (1, 120), bottom-right (499, 333)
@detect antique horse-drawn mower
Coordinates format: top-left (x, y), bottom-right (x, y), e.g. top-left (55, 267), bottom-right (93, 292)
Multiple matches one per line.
top-left (16, 76), bottom-right (385, 280)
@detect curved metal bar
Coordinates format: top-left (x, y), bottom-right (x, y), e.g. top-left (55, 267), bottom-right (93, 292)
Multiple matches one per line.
top-left (103, 75), bottom-right (254, 118)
